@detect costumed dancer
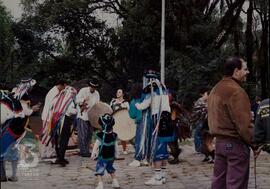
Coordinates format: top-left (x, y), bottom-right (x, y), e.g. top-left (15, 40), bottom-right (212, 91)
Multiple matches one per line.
top-left (191, 87), bottom-right (214, 162)
top-left (40, 86), bottom-right (77, 167)
top-left (0, 78), bottom-right (40, 182)
top-left (135, 70), bottom-right (174, 186)
top-left (91, 113), bottom-right (120, 189)
top-left (76, 78), bottom-right (100, 157)
top-left (110, 89), bottom-right (129, 155)
top-left (253, 98), bottom-right (270, 155)
top-left (40, 80), bottom-right (67, 159)
top-left (168, 101), bottom-right (192, 164)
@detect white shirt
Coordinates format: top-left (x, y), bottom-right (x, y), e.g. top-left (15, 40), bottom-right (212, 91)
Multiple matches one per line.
top-left (76, 87), bottom-right (100, 121)
top-left (135, 91), bottom-right (171, 115)
top-left (41, 86), bottom-right (60, 121)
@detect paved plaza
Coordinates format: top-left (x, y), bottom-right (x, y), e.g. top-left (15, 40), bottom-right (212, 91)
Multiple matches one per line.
top-left (1, 140), bottom-right (270, 189)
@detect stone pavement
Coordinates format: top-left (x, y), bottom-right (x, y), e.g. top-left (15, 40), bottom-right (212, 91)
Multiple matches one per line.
top-left (1, 140), bottom-right (270, 189)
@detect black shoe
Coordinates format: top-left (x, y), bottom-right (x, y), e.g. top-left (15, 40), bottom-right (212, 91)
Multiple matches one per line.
top-left (0, 177), bottom-right (7, 182)
top-left (59, 161), bottom-right (67, 167)
top-left (63, 159), bottom-right (69, 164)
top-left (81, 153), bottom-right (91, 157)
top-left (202, 157), bottom-right (210, 162)
top-left (8, 176), bottom-right (18, 182)
top-left (168, 158), bottom-right (180, 164)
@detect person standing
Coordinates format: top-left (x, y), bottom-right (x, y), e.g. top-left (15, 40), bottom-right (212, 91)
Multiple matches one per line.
top-left (1, 78), bottom-right (40, 182)
top-left (40, 80), bottom-right (67, 159)
top-left (253, 98), bottom-right (270, 154)
top-left (208, 57), bottom-right (255, 189)
top-left (110, 89), bottom-right (129, 154)
top-left (91, 113), bottom-right (120, 189)
top-left (76, 79), bottom-right (100, 157)
top-left (128, 83), bottom-right (146, 167)
top-left (135, 72), bottom-right (174, 186)
top-left (52, 86), bottom-right (77, 167)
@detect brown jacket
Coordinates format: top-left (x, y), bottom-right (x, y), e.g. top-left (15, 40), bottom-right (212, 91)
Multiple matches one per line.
top-left (208, 77), bottom-right (253, 145)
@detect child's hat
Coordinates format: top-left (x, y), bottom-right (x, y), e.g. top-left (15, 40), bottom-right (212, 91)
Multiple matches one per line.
top-left (98, 113), bottom-right (115, 131)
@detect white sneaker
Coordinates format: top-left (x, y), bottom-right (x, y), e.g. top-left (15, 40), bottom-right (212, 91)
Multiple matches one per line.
top-left (141, 159), bottom-right (149, 166)
top-left (112, 178), bottom-right (120, 188)
top-left (161, 172), bottom-right (166, 183)
top-left (144, 176), bottom-right (163, 186)
top-left (123, 151), bottom-right (128, 155)
top-left (95, 182), bottom-right (103, 189)
top-left (129, 160), bottom-right (141, 167)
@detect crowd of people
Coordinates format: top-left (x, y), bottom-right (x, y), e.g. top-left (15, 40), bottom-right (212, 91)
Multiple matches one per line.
top-left (0, 57), bottom-right (269, 189)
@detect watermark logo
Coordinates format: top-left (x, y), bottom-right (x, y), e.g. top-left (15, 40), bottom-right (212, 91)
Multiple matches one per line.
top-left (5, 137), bottom-right (40, 180)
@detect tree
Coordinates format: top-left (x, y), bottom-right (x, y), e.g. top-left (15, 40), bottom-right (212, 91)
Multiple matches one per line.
top-left (0, 1), bottom-right (15, 83)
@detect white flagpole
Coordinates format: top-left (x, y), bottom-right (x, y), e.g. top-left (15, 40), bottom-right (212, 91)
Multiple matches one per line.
top-left (160, 0), bottom-right (165, 84)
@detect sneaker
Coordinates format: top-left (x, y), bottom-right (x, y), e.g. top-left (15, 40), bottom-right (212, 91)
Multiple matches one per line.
top-left (145, 176), bottom-right (163, 186)
top-left (129, 160), bottom-right (141, 167)
top-left (123, 151), bottom-right (128, 155)
top-left (112, 178), bottom-right (120, 188)
top-left (8, 176), bottom-right (18, 182)
top-left (95, 182), bottom-right (103, 189)
top-left (141, 159), bottom-right (149, 166)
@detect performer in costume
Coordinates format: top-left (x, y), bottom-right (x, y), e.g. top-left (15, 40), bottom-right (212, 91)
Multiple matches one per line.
top-left (91, 113), bottom-right (120, 189)
top-left (52, 86), bottom-right (77, 166)
top-left (253, 98), bottom-right (270, 155)
top-left (76, 78), bottom-right (100, 157)
top-left (110, 88), bottom-right (129, 155)
top-left (40, 80), bottom-right (67, 159)
top-left (191, 87), bottom-right (214, 163)
top-left (40, 86), bottom-right (77, 166)
top-left (135, 70), bottom-right (174, 186)
top-left (168, 101), bottom-right (192, 164)
top-left (1, 78), bottom-right (40, 182)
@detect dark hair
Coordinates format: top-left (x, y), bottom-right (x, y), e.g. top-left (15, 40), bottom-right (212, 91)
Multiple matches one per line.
top-left (223, 57), bottom-right (243, 76)
top-left (56, 79), bottom-right (67, 86)
top-left (198, 86), bottom-right (209, 95)
top-left (130, 83), bottom-right (143, 99)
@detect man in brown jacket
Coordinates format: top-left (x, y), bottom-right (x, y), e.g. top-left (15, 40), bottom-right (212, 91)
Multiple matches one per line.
top-left (208, 57), bottom-right (254, 189)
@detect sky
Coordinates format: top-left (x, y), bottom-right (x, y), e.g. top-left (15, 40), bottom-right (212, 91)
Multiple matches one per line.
top-left (2, 0), bottom-right (22, 19)
top-left (1, 0), bottom-right (119, 27)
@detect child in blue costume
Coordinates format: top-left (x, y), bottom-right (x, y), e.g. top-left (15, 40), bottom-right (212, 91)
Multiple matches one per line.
top-left (91, 113), bottom-right (120, 189)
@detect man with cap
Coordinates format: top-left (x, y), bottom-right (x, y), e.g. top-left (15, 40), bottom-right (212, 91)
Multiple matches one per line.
top-left (40, 80), bottom-right (67, 159)
top-left (76, 78), bottom-right (100, 157)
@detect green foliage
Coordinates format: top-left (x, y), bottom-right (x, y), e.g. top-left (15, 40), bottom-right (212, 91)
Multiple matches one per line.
top-left (0, 0), bottom-right (268, 100)
top-left (0, 1), bottom-right (14, 83)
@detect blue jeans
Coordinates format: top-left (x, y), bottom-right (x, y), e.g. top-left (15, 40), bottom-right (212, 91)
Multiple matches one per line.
top-left (153, 139), bottom-right (169, 161)
top-left (134, 122), bottom-right (143, 161)
top-left (194, 122), bottom-right (203, 153)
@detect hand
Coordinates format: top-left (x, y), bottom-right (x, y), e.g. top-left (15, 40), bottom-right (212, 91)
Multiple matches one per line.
top-left (85, 97), bottom-right (90, 102)
top-left (90, 153), bottom-right (98, 160)
top-left (32, 104), bottom-right (40, 112)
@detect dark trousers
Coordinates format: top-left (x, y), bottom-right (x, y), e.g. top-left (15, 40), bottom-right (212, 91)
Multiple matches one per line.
top-left (76, 119), bottom-right (92, 155)
top-left (0, 158), bottom-right (6, 179)
top-left (55, 116), bottom-right (73, 161)
top-left (168, 140), bottom-right (181, 159)
top-left (212, 138), bottom-right (250, 189)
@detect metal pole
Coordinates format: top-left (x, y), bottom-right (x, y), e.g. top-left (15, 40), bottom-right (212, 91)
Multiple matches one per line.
top-left (160, 0), bottom-right (165, 84)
